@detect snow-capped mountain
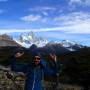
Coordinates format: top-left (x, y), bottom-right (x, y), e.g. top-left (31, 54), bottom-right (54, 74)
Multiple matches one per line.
top-left (60, 40), bottom-right (84, 51)
top-left (13, 32), bottom-right (84, 51)
top-left (61, 40), bottom-right (76, 47)
top-left (14, 32), bottom-right (48, 48)
top-left (48, 40), bottom-right (84, 51)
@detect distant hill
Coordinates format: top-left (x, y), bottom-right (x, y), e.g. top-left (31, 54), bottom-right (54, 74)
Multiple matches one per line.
top-left (0, 34), bottom-right (21, 46)
top-left (0, 33), bottom-right (86, 52)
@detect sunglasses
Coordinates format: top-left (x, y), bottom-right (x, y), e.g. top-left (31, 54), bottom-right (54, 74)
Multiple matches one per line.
top-left (34, 57), bottom-right (40, 60)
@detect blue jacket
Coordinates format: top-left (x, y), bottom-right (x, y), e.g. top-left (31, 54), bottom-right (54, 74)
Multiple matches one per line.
top-left (11, 56), bottom-right (58, 90)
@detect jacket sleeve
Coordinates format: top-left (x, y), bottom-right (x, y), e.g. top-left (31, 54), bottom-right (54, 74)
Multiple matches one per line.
top-left (40, 59), bottom-right (58, 76)
top-left (10, 56), bottom-right (28, 73)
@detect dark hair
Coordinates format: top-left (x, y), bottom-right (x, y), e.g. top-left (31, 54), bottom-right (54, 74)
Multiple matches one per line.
top-left (14, 48), bottom-right (24, 54)
top-left (32, 52), bottom-right (41, 58)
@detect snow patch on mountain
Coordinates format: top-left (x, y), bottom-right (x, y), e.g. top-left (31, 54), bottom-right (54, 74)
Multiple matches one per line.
top-left (61, 40), bottom-right (76, 47)
top-left (13, 32), bottom-right (84, 51)
top-left (60, 40), bottom-right (83, 51)
top-left (14, 32), bottom-right (48, 48)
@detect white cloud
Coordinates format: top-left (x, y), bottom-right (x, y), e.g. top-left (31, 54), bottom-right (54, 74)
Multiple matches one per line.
top-left (53, 12), bottom-right (90, 33)
top-left (69, 0), bottom-right (82, 5)
top-left (21, 15), bottom-right (41, 22)
top-left (1, 12), bottom-right (90, 34)
top-left (42, 11), bottom-right (48, 16)
top-left (54, 12), bottom-right (90, 25)
top-left (0, 28), bottom-right (55, 34)
top-left (29, 6), bottom-right (56, 11)
top-left (84, 0), bottom-right (90, 6)
top-left (69, 0), bottom-right (90, 6)
top-left (68, 0), bottom-right (82, 11)
top-left (21, 14), bottom-right (47, 22)
top-left (0, 29), bottom-right (34, 34)
top-left (0, 21), bottom-right (90, 34)
top-left (29, 6), bottom-right (56, 16)
top-left (79, 38), bottom-right (90, 42)
top-left (62, 22), bottom-right (90, 33)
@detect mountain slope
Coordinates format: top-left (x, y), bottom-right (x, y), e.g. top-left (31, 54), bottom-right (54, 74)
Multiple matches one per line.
top-left (0, 34), bottom-right (21, 47)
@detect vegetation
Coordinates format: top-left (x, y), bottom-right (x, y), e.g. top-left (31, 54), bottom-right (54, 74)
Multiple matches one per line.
top-left (0, 46), bottom-right (90, 89)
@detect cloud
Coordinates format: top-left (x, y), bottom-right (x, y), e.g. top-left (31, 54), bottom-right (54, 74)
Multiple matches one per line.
top-left (0, 28), bottom-right (55, 34)
top-left (68, 0), bottom-right (82, 10)
top-left (53, 12), bottom-right (90, 33)
top-left (29, 6), bottom-right (56, 12)
top-left (54, 12), bottom-right (90, 24)
top-left (21, 15), bottom-right (41, 22)
top-left (79, 38), bottom-right (90, 42)
top-left (29, 6), bottom-right (56, 16)
top-left (21, 14), bottom-right (47, 22)
top-left (69, 0), bottom-right (82, 5)
top-left (0, 28), bottom-right (61, 34)
top-left (84, 0), bottom-right (90, 6)
top-left (1, 12), bottom-right (90, 34)
top-left (0, 21), bottom-right (90, 34)
top-left (1, 10), bottom-right (90, 34)
top-left (62, 23), bottom-right (90, 33)
top-left (69, 0), bottom-right (90, 6)
top-left (42, 11), bottom-right (48, 16)
top-left (0, 29), bottom-right (33, 34)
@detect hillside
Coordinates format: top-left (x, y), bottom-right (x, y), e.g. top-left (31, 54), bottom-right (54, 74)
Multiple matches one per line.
top-left (0, 42), bottom-right (89, 89)
top-left (0, 34), bottom-right (21, 46)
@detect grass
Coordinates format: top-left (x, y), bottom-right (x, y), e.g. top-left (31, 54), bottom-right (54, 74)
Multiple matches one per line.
top-left (0, 69), bottom-right (83, 90)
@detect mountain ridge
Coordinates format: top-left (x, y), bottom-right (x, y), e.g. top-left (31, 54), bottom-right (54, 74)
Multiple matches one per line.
top-left (0, 33), bottom-right (87, 52)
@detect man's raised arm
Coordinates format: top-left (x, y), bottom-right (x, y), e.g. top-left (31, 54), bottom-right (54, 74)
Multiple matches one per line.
top-left (40, 54), bottom-right (58, 76)
top-left (10, 51), bottom-right (28, 73)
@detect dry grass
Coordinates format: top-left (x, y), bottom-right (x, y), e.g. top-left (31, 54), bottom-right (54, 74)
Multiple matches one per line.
top-left (0, 70), bottom-right (83, 90)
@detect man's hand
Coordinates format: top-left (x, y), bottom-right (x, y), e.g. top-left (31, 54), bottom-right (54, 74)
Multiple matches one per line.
top-left (15, 52), bottom-right (24, 58)
top-left (49, 53), bottom-right (57, 62)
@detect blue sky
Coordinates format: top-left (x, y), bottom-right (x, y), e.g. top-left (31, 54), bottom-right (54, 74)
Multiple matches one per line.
top-left (0, 0), bottom-right (90, 46)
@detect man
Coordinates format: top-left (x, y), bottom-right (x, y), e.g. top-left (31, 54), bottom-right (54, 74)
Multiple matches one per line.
top-left (10, 50), bottom-right (58, 90)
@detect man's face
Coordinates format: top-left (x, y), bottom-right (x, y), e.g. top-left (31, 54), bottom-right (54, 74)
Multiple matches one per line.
top-left (33, 56), bottom-right (41, 66)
